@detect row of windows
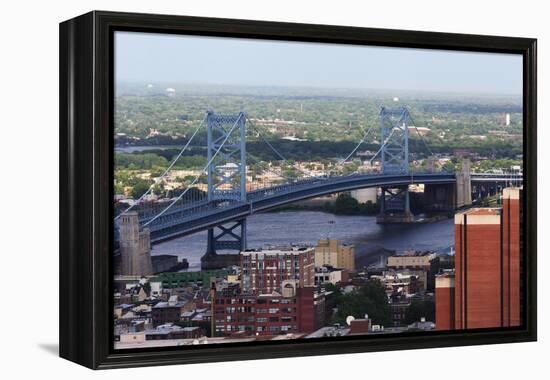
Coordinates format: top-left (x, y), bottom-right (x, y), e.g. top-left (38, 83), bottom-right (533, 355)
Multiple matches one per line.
top-left (225, 307), bottom-right (255, 313)
top-left (244, 263), bottom-right (301, 269)
top-left (226, 316), bottom-right (255, 322)
top-left (242, 260), bottom-right (303, 268)
top-left (244, 274), bottom-right (302, 281)
top-left (243, 270), bottom-right (300, 276)
top-left (216, 298), bottom-right (297, 307)
top-left (215, 298), bottom-right (256, 305)
top-left (222, 325), bottom-right (296, 333)
top-left (256, 325), bottom-right (295, 332)
top-left (255, 307), bottom-right (296, 314)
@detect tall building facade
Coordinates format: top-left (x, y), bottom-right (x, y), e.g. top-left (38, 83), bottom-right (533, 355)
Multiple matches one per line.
top-left (240, 247), bottom-right (315, 294)
top-left (435, 273), bottom-right (455, 330)
top-left (455, 208), bottom-right (502, 328)
top-left (119, 211), bottom-right (153, 276)
top-left (436, 188), bottom-right (522, 330)
top-left (501, 187), bottom-right (522, 327)
top-left (314, 239), bottom-right (355, 272)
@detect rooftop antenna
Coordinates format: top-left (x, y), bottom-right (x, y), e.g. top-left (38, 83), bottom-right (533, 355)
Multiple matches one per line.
top-left (327, 220), bottom-right (336, 238)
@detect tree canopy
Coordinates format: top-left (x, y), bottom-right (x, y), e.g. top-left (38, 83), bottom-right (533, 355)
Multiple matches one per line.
top-left (333, 279), bottom-right (391, 327)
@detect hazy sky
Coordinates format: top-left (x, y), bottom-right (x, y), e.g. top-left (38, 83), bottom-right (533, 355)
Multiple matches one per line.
top-left (115, 31), bottom-right (522, 95)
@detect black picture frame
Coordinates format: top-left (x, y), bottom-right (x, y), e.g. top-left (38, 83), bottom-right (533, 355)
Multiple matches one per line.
top-left (59, 10), bottom-right (537, 369)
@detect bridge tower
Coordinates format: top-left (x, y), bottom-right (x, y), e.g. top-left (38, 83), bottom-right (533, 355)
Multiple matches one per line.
top-left (380, 106), bottom-right (410, 175)
top-left (455, 159), bottom-right (472, 208)
top-left (202, 111), bottom-right (248, 270)
top-left (377, 107), bottom-right (414, 223)
top-left (119, 211), bottom-right (153, 276)
top-left (207, 111), bottom-right (247, 202)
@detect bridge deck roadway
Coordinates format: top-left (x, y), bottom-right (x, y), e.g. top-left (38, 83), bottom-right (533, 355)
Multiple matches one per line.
top-left (114, 172), bottom-right (521, 245)
top-left (146, 173), bottom-right (459, 244)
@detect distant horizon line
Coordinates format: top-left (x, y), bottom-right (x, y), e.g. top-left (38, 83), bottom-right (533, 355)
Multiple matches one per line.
top-left (115, 81), bottom-right (523, 98)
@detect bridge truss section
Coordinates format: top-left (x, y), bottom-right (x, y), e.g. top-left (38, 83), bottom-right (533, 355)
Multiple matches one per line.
top-left (207, 111), bottom-right (247, 202)
top-left (205, 219), bottom-right (247, 256)
top-left (380, 106), bottom-right (410, 175)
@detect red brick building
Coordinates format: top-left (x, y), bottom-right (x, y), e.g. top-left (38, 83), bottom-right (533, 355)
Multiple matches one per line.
top-left (213, 284), bottom-right (324, 336)
top-left (240, 247), bottom-right (315, 294)
top-left (435, 273), bottom-right (455, 330)
top-left (502, 187), bottom-right (522, 327)
top-left (436, 188), bottom-right (522, 330)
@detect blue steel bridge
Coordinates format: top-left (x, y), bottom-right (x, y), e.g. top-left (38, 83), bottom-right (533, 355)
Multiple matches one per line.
top-left (115, 107), bottom-right (522, 267)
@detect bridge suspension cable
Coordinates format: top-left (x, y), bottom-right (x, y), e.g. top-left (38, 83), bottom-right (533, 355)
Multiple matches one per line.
top-left (142, 115), bottom-right (243, 227)
top-left (368, 128), bottom-right (397, 166)
top-left (246, 117), bottom-right (287, 161)
top-left (337, 122), bottom-right (375, 166)
top-left (246, 116), bottom-right (313, 179)
top-left (115, 113), bottom-right (207, 220)
top-left (406, 112), bottom-right (452, 173)
top-left (407, 113), bottom-right (436, 158)
top-left (246, 153), bottom-right (303, 187)
top-left (415, 114), bottom-right (452, 173)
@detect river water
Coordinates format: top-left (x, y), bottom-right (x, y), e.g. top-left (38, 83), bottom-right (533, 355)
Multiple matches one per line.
top-left (151, 210), bottom-right (454, 271)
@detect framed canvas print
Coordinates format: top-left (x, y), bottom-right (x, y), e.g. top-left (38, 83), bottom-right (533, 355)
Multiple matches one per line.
top-left (59, 11), bottom-right (537, 369)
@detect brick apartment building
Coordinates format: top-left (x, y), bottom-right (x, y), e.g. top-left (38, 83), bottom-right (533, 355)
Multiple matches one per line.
top-left (214, 282), bottom-right (325, 336)
top-left (240, 246), bottom-right (315, 294)
top-left (435, 187), bottom-right (522, 330)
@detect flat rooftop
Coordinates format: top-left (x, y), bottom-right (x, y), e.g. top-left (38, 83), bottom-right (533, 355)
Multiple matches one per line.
top-left (455, 207), bottom-right (501, 225)
top-left (242, 246), bottom-right (314, 255)
top-left (391, 250), bottom-right (432, 257)
top-left (462, 208), bottom-right (501, 216)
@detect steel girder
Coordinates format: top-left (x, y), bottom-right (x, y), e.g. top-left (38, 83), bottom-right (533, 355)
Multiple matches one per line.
top-left (380, 106), bottom-right (410, 175)
top-left (205, 219), bottom-right (247, 255)
top-left (207, 111), bottom-right (247, 202)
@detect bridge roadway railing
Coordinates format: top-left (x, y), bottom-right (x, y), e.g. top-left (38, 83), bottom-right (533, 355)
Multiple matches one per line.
top-left (136, 171), bottom-right (523, 227)
top-left (137, 199), bottom-right (212, 226)
top-left (148, 202), bottom-right (251, 243)
top-left (147, 202), bottom-right (248, 232)
top-left (247, 172), bottom-right (457, 212)
top-left (145, 172), bottom-right (457, 243)
top-left (246, 172), bottom-right (455, 202)
top-left (470, 173), bottom-right (523, 182)
top-left (116, 171), bottom-right (524, 244)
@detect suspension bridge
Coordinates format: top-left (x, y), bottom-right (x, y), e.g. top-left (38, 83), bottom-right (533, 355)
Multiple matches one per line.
top-left (115, 107), bottom-right (522, 272)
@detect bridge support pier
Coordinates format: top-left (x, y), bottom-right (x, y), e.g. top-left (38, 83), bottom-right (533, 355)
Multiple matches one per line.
top-left (376, 186), bottom-right (415, 224)
top-left (455, 159), bottom-right (472, 208)
top-left (201, 219), bottom-right (246, 270)
top-left (424, 183), bottom-right (456, 212)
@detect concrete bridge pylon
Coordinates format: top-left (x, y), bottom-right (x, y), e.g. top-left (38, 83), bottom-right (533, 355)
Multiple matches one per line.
top-left (455, 159), bottom-right (473, 208)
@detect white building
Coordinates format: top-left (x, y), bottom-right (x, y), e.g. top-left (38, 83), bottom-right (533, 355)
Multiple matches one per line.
top-left (350, 188), bottom-right (377, 204)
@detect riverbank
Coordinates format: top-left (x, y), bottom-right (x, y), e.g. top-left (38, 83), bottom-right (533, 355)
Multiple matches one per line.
top-left (269, 193), bottom-right (379, 216)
